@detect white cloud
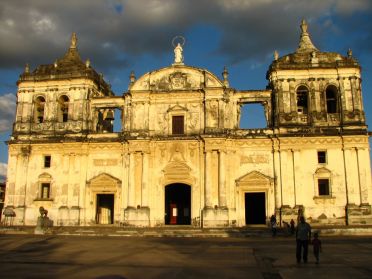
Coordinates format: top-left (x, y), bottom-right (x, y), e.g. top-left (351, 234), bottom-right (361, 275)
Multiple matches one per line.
top-left (0, 162), bottom-right (7, 178)
top-left (0, 93), bottom-right (16, 133)
top-left (29, 10), bottom-right (56, 33)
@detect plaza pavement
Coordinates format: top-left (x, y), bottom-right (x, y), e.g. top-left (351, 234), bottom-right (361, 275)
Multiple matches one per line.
top-left (0, 235), bottom-right (371, 279)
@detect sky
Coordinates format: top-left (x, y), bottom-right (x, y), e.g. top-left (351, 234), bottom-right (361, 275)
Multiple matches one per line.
top-left (0, 0), bottom-right (372, 178)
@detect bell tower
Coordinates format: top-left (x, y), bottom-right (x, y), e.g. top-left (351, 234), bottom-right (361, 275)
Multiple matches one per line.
top-left (13, 33), bottom-right (113, 138)
top-left (267, 20), bottom-right (366, 134)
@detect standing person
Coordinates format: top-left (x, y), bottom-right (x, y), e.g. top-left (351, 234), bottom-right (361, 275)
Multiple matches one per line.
top-left (312, 232), bottom-right (322, 264)
top-left (270, 215), bottom-right (277, 237)
top-left (290, 219), bottom-right (295, 235)
top-left (296, 216), bottom-right (311, 263)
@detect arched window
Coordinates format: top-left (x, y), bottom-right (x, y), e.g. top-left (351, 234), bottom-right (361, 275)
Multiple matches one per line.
top-left (325, 85), bottom-right (338, 113)
top-left (58, 95), bottom-right (69, 122)
top-left (34, 96), bottom-right (45, 123)
top-left (296, 86), bottom-right (308, 114)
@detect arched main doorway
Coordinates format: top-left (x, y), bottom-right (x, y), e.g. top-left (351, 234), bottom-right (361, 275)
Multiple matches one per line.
top-left (165, 183), bottom-right (191, 225)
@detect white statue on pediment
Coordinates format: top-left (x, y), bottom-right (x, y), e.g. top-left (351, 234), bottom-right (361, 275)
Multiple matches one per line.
top-left (174, 43), bottom-right (183, 64)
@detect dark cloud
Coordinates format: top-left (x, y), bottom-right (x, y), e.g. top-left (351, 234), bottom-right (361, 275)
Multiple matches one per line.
top-left (0, 0), bottom-right (371, 72)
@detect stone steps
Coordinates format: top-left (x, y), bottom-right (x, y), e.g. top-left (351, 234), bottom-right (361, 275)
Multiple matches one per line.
top-left (1, 225), bottom-right (372, 237)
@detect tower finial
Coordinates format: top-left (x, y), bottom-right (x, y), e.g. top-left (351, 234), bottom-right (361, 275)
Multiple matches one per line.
top-left (274, 50), bottom-right (279, 61)
top-left (24, 63), bottom-right (30, 74)
top-left (300, 19), bottom-right (308, 33)
top-left (296, 19), bottom-right (318, 53)
top-left (70, 33), bottom-right (77, 49)
top-left (222, 66), bottom-right (229, 87)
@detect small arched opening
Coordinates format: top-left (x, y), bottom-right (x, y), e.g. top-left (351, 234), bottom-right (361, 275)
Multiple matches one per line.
top-left (325, 85), bottom-right (338, 113)
top-left (296, 86), bottom-right (309, 114)
top-left (58, 95), bottom-right (69, 122)
top-left (34, 96), bottom-right (46, 123)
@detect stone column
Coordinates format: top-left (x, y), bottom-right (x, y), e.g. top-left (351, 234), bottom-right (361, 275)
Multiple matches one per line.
top-left (355, 147), bottom-right (371, 205)
top-left (291, 149), bottom-right (298, 206)
top-left (343, 147), bottom-right (357, 204)
top-left (350, 77), bottom-right (361, 111)
top-left (218, 150), bottom-right (227, 208)
top-left (204, 151), bottom-right (212, 208)
top-left (141, 152), bottom-right (149, 207)
top-left (338, 78), bottom-right (348, 112)
top-left (16, 147), bottom-right (30, 225)
top-left (279, 150), bottom-right (291, 206)
top-left (309, 78), bottom-right (317, 113)
top-left (288, 79), bottom-right (296, 113)
top-left (127, 152), bottom-right (135, 208)
top-left (272, 147), bottom-right (282, 210)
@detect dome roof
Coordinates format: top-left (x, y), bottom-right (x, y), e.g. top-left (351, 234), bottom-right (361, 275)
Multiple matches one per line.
top-left (130, 64), bottom-right (225, 91)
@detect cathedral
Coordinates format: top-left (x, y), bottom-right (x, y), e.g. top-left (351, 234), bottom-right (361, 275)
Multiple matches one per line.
top-left (4, 20), bottom-right (372, 228)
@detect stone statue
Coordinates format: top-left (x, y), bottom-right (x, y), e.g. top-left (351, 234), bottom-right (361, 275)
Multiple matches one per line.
top-left (39, 206), bottom-right (48, 217)
top-left (274, 50), bottom-right (279, 61)
top-left (174, 43), bottom-right (183, 64)
top-left (34, 206), bottom-right (52, 234)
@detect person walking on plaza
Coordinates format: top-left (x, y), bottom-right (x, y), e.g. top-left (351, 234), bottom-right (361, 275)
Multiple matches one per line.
top-left (312, 232), bottom-right (322, 264)
top-left (296, 216), bottom-right (311, 263)
top-left (290, 219), bottom-right (295, 235)
top-left (270, 215), bottom-right (277, 237)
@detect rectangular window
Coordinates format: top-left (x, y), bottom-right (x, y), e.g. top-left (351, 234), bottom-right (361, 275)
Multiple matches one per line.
top-left (172, 115), bottom-right (184, 135)
top-left (318, 179), bottom-right (330, 196)
top-left (44, 155), bottom-right (51, 168)
top-left (41, 183), bottom-right (50, 199)
top-left (317, 151), bottom-right (326, 164)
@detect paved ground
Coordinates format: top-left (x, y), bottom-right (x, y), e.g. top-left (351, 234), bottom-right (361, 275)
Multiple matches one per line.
top-left (0, 235), bottom-right (371, 279)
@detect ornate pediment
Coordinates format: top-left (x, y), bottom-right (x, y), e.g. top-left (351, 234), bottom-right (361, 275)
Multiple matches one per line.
top-left (236, 171), bottom-right (273, 187)
top-left (38, 173), bottom-right (52, 179)
top-left (315, 167), bottom-right (331, 174)
top-left (130, 66), bottom-right (223, 91)
top-left (87, 173), bottom-right (121, 185)
top-left (162, 161), bottom-right (193, 186)
top-left (167, 104), bottom-right (188, 112)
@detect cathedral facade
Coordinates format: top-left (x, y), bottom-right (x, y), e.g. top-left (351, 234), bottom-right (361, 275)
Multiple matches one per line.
top-left (4, 21), bottom-right (372, 228)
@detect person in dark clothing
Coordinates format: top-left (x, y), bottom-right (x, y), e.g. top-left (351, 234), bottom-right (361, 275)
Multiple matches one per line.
top-left (312, 232), bottom-right (322, 264)
top-left (290, 219), bottom-right (295, 235)
top-left (296, 216), bottom-right (311, 263)
top-left (270, 215), bottom-right (277, 237)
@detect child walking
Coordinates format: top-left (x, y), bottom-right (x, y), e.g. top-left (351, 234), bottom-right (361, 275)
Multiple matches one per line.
top-left (312, 232), bottom-right (322, 264)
